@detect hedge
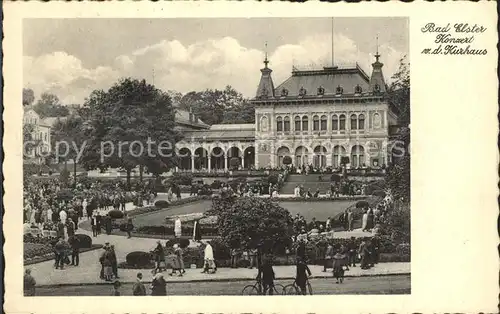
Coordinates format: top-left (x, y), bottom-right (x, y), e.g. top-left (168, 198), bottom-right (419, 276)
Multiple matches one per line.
top-left (108, 210), bottom-right (125, 219)
top-left (126, 251), bottom-right (154, 268)
top-left (75, 234), bottom-right (92, 248)
top-left (134, 224), bottom-right (219, 237)
top-left (154, 200), bottom-right (169, 208)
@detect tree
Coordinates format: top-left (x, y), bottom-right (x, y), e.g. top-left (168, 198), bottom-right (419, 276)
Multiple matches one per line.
top-left (23, 88), bottom-right (35, 106)
top-left (33, 92), bottom-right (70, 118)
top-left (51, 115), bottom-right (86, 187)
top-left (212, 196), bottom-right (293, 254)
top-left (80, 78), bottom-right (180, 189)
top-left (387, 55), bottom-right (410, 126)
top-left (178, 86), bottom-right (251, 125)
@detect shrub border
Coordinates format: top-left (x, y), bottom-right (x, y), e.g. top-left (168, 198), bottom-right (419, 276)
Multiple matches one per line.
top-left (24, 244), bottom-right (104, 266)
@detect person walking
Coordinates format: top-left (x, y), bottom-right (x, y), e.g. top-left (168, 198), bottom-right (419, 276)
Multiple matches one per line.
top-left (91, 214), bottom-right (98, 237)
top-left (202, 242), bottom-right (216, 274)
top-left (69, 235), bottom-right (80, 266)
top-left (256, 255), bottom-right (275, 295)
top-left (151, 271), bottom-right (167, 296)
top-left (230, 247), bottom-right (240, 268)
top-left (361, 209), bottom-right (368, 232)
top-left (126, 218), bottom-right (134, 239)
top-left (332, 248), bottom-right (348, 284)
top-left (193, 219), bottom-right (202, 242)
top-left (110, 245), bottom-right (119, 279)
top-left (54, 237), bottom-right (67, 270)
top-left (24, 269), bottom-right (36, 296)
top-left (323, 243), bottom-right (334, 272)
top-left (358, 239), bottom-right (371, 270)
top-left (248, 248), bottom-right (258, 269)
top-left (132, 272), bottom-right (147, 296)
top-left (153, 241), bottom-right (166, 272)
top-left (347, 209), bottom-right (354, 231)
top-left (295, 257), bottom-right (312, 295)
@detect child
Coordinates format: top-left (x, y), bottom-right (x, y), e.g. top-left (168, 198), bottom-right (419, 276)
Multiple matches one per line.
top-left (112, 280), bottom-right (121, 296)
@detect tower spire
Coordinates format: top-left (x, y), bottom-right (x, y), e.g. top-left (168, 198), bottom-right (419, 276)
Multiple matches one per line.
top-left (375, 34), bottom-right (380, 62)
top-left (264, 41), bottom-right (269, 68)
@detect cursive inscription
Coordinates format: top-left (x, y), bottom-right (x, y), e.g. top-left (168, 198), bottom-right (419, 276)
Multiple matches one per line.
top-left (420, 22), bottom-right (487, 56)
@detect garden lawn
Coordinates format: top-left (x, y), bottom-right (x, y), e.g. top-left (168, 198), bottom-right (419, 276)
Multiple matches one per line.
top-left (131, 199), bottom-right (357, 228)
top-left (132, 200), bottom-right (212, 227)
top-left (279, 200), bottom-right (357, 221)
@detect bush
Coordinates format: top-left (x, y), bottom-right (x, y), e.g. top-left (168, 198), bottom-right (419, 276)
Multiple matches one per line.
top-left (126, 251), bottom-right (153, 268)
top-left (171, 172), bottom-right (193, 186)
top-left (372, 190), bottom-right (386, 197)
top-left (210, 180), bottom-right (222, 189)
top-left (396, 243), bottom-right (411, 260)
top-left (75, 234), bottom-right (92, 248)
top-left (24, 243), bottom-right (53, 260)
top-left (108, 210), bottom-right (124, 219)
top-left (154, 200), bottom-right (169, 208)
top-left (356, 200), bottom-right (369, 208)
top-left (331, 174), bottom-right (341, 182)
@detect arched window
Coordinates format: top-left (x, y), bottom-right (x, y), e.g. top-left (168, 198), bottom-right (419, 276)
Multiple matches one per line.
top-left (339, 114), bottom-right (346, 130)
top-left (284, 116), bottom-right (291, 132)
top-left (313, 115), bottom-right (320, 131)
top-left (355, 85), bottom-right (363, 94)
top-left (320, 115), bottom-right (327, 131)
top-left (350, 114), bottom-right (358, 130)
top-left (351, 145), bottom-right (365, 168)
top-left (276, 116), bottom-right (283, 132)
top-left (332, 114), bottom-right (339, 131)
top-left (358, 114), bottom-right (365, 130)
top-left (294, 116), bottom-right (301, 131)
top-left (336, 85), bottom-right (343, 95)
top-left (302, 115), bottom-right (309, 131)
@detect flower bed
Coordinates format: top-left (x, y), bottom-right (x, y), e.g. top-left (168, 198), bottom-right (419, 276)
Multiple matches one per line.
top-left (275, 196), bottom-right (367, 202)
top-left (134, 224), bottom-right (219, 237)
top-left (24, 242), bottom-right (104, 265)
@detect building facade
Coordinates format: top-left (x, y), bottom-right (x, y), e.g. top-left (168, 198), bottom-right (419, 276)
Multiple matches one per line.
top-left (175, 51), bottom-right (399, 172)
top-left (23, 108), bottom-right (52, 162)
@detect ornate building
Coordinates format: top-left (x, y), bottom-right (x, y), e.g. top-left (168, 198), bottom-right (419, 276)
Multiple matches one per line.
top-left (175, 49), bottom-right (399, 172)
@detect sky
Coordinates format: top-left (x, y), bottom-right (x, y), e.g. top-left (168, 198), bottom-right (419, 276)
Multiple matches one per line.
top-left (23, 17), bottom-right (409, 105)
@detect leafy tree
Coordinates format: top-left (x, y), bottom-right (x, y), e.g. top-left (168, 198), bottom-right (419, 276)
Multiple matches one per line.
top-left (387, 55), bottom-right (410, 126)
top-left (379, 203), bottom-right (410, 244)
top-left (33, 92), bottom-right (70, 118)
top-left (23, 88), bottom-right (35, 106)
top-left (51, 115), bottom-right (86, 187)
top-left (212, 196), bottom-right (293, 254)
top-left (80, 78), bottom-right (179, 189)
top-left (179, 86), bottom-right (251, 125)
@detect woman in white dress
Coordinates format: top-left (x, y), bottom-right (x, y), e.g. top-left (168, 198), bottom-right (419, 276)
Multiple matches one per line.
top-left (361, 209), bottom-right (368, 231)
top-left (174, 218), bottom-right (182, 238)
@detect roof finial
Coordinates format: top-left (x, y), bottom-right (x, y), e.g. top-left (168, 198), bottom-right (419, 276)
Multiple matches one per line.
top-left (375, 34), bottom-right (380, 62)
top-left (264, 41), bottom-right (269, 68)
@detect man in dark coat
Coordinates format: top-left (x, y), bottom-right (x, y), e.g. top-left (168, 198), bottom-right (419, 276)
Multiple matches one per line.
top-left (110, 245), bottom-right (118, 279)
top-left (69, 235), bottom-right (80, 266)
top-left (256, 256), bottom-right (275, 295)
top-left (132, 272), bottom-right (146, 296)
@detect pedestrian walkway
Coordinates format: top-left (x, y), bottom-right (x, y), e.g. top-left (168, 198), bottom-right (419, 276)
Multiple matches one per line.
top-left (29, 259), bottom-right (410, 287)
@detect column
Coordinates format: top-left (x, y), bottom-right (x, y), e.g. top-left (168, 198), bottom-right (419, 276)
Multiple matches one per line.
top-left (224, 156), bottom-right (228, 172)
top-left (242, 156), bottom-right (245, 169)
top-left (326, 154), bottom-right (333, 167)
top-left (191, 156), bottom-right (195, 172)
top-left (255, 144), bottom-right (260, 169)
top-left (208, 156), bottom-right (212, 172)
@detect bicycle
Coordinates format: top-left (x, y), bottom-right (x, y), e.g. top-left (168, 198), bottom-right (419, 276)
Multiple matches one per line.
top-left (282, 278), bottom-right (313, 295)
top-left (241, 279), bottom-right (285, 296)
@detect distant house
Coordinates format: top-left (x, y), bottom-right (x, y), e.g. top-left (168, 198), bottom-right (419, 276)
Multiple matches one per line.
top-left (23, 108), bottom-right (53, 163)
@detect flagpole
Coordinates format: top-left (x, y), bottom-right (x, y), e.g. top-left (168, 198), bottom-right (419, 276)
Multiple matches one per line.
top-left (331, 17), bottom-right (334, 67)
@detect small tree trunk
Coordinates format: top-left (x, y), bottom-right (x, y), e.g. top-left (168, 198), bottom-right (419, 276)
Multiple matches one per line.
top-left (73, 159), bottom-right (77, 189)
top-left (126, 169), bottom-right (132, 191)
